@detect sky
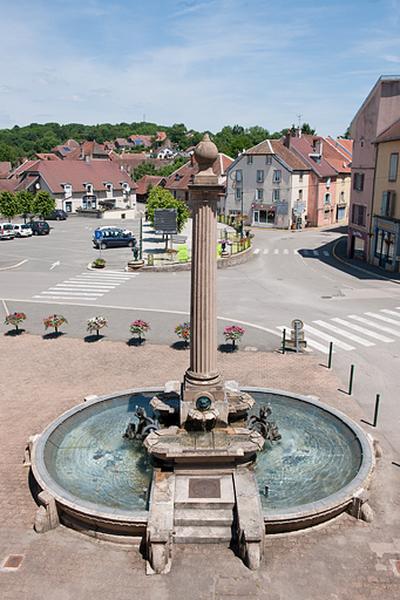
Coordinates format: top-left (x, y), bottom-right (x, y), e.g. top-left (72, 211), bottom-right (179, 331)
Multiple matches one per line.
top-left (1, 0), bottom-right (400, 136)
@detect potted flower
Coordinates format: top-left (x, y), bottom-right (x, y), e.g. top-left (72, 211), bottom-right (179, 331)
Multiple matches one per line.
top-left (92, 258), bottom-right (106, 269)
top-left (43, 314), bottom-right (67, 334)
top-left (223, 325), bottom-right (245, 350)
top-left (175, 322), bottom-right (190, 348)
top-left (87, 315), bottom-right (108, 338)
top-left (4, 312), bottom-right (26, 333)
top-left (129, 319), bottom-right (150, 343)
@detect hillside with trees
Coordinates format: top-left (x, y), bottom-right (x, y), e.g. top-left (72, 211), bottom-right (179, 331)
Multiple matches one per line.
top-left (0, 121), bottom-right (316, 165)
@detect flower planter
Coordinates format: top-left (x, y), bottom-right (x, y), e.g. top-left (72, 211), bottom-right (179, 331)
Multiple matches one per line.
top-left (127, 260), bottom-right (145, 271)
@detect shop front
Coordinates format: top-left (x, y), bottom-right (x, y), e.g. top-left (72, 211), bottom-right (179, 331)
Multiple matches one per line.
top-left (348, 227), bottom-right (369, 260)
top-left (252, 202), bottom-right (289, 228)
top-left (371, 216), bottom-right (400, 272)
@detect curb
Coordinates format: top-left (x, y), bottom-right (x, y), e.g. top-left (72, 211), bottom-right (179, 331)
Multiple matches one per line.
top-left (332, 240), bottom-right (400, 285)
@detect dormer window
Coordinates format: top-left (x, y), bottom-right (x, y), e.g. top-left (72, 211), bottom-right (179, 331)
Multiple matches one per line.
top-left (326, 177), bottom-right (331, 189)
top-left (86, 183), bottom-right (93, 194)
top-left (63, 183), bottom-right (72, 198)
top-left (105, 182), bottom-right (114, 197)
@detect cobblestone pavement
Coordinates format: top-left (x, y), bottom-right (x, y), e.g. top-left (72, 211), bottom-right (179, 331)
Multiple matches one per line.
top-left (0, 335), bottom-right (399, 600)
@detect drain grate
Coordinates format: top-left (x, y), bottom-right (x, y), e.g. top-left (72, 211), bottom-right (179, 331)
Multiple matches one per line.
top-left (2, 555), bottom-right (24, 570)
top-left (321, 295), bottom-right (332, 299)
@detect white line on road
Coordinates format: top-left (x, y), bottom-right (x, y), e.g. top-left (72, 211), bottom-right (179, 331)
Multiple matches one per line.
top-left (33, 295), bottom-right (98, 301)
top-left (303, 324), bottom-right (354, 350)
top-left (42, 290), bottom-right (103, 296)
top-left (1, 299), bottom-right (9, 316)
top-left (283, 249), bottom-right (289, 255)
top-left (313, 320), bottom-right (374, 346)
top-left (253, 248), bottom-right (260, 255)
top-left (380, 309), bottom-right (400, 319)
top-left (364, 312), bottom-right (400, 327)
top-left (273, 249), bottom-right (279, 255)
top-left (263, 249), bottom-right (269, 255)
top-left (52, 284), bottom-right (116, 291)
top-left (50, 261), bottom-right (60, 270)
top-left (0, 258), bottom-right (28, 271)
top-left (55, 281), bottom-right (117, 288)
top-left (331, 318), bottom-right (394, 342)
top-left (348, 315), bottom-right (400, 337)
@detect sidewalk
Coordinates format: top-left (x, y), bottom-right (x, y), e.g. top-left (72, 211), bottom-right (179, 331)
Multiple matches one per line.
top-left (333, 236), bottom-right (400, 284)
top-left (0, 334), bottom-right (399, 599)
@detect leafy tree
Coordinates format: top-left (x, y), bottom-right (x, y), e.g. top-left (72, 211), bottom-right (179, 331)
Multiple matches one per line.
top-left (15, 190), bottom-right (34, 222)
top-left (32, 190), bottom-right (56, 218)
top-left (146, 187), bottom-right (190, 233)
top-left (301, 122), bottom-right (316, 135)
top-left (340, 127), bottom-right (351, 140)
top-left (0, 142), bottom-right (19, 164)
top-left (167, 123), bottom-right (188, 149)
top-left (157, 157), bottom-right (187, 177)
top-left (132, 162), bottom-right (157, 181)
top-left (0, 191), bottom-right (19, 221)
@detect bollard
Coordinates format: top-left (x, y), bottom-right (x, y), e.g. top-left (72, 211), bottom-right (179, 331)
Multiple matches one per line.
top-left (282, 328), bottom-right (286, 354)
top-left (348, 364), bottom-right (355, 395)
top-left (327, 342), bottom-right (333, 369)
top-left (373, 394), bottom-right (380, 428)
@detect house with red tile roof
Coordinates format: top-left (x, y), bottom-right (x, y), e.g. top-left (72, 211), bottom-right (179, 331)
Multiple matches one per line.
top-left (15, 160), bottom-right (136, 214)
top-left (224, 139), bottom-right (310, 229)
top-left (52, 139), bottom-right (81, 160)
top-left (135, 175), bottom-right (167, 202)
top-left (165, 153), bottom-right (233, 207)
top-left (34, 153), bottom-right (61, 161)
top-left (0, 161), bottom-right (12, 179)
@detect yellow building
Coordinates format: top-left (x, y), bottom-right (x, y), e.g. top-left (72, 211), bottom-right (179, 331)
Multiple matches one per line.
top-left (371, 119), bottom-right (400, 272)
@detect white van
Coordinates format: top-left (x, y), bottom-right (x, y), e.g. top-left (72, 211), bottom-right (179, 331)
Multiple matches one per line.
top-left (13, 223), bottom-right (33, 237)
top-left (0, 223), bottom-right (15, 240)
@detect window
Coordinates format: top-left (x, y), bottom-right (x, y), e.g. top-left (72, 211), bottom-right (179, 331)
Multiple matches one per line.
top-left (381, 191), bottom-right (396, 217)
top-left (374, 229), bottom-right (394, 264)
top-left (247, 155), bottom-right (253, 164)
top-left (326, 177), bottom-right (331, 189)
top-left (351, 203), bottom-right (366, 226)
top-left (273, 169), bottom-right (281, 183)
top-left (235, 188), bottom-right (242, 201)
top-left (256, 170), bottom-right (264, 183)
top-left (235, 170), bottom-right (242, 183)
top-left (86, 183), bottom-right (93, 194)
top-left (299, 172), bottom-right (303, 182)
top-left (256, 188), bottom-right (264, 200)
top-left (324, 193), bottom-right (331, 205)
top-left (298, 189), bottom-right (303, 200)
top-left (353, 172), bottom-right (364, 191)
top-left (272, 189), bottom-right (280, 202)
top-left (65, 201), bottom-right (72, 213)
top-left (340, 191), bottom-right (345, 203)
top-left (389, 153), bottom-right (398, 182)
top-left (266, 155), bottom-right (272, 165)
top-left (63, 184), bottom-right (72, 198)
top-left (82, 198), bottom-right (87, 209)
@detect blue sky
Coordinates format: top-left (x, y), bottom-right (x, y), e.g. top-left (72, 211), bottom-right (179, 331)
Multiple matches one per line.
top-left (1, 0), bottom-right (400, 136)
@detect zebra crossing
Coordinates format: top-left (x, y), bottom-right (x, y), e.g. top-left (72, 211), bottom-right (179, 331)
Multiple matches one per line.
top-left (276, 307), bottom-right (400, 355)
top-left (253, 248), bottom-right (331, 257)
top-left (33, 270), bottom-right (138, 302)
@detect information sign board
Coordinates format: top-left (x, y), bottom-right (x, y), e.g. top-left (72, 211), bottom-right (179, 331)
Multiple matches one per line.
top-left (154, 209), bottom-right (178, 234)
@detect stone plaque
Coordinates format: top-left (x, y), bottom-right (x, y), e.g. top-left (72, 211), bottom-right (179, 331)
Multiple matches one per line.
top-left (189, 478), bottom-right (221, 498)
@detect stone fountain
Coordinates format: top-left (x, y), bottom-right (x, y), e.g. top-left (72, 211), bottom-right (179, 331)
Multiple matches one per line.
top-left (28, 135), bottom-right (375, 575)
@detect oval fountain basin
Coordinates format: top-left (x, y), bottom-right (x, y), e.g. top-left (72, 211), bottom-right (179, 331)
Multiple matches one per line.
top-left (31, 387), bottom-right (374, 535)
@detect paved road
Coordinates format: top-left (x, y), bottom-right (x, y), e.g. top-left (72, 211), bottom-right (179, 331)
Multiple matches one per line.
top-left (1, 217), bottom-right (399, 455)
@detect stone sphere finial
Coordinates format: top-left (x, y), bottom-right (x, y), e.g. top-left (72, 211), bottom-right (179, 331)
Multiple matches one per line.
top-left (194, 133), bottom-right (218, 173)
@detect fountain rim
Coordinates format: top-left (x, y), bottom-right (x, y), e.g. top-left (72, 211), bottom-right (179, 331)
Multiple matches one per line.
top-left (31, 385), bottom-right (375, 526)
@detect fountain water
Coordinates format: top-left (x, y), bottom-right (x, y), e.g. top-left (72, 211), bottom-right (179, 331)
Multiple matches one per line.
top-left (29, 136), bottom-right (375, 574)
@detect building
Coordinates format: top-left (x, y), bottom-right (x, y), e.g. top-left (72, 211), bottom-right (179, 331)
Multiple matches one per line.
top-left (14, 160), bottom-right (136, 214)
top-left (323, 137), bottom-right (353, 223)
top-left (52, 139), bottom-right (81, 160)
top-left (348, 76), bottom-right (400, 260)
top-left (370, 119), bottom-right (400, 271)
top-left (135, 175), bottom-right (166, 202)
top-left (224, 139), bottom-right (310, 228)
top-left (165, 153), bottom-right (233, 205)
top-left (0, 161), bottom-right (12, 178)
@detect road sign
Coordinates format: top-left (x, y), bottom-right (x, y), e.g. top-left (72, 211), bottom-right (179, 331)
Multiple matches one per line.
top-left (154, 209), bottom-right (178, 234)
top-left (94, 230), bottom-right (103, 240)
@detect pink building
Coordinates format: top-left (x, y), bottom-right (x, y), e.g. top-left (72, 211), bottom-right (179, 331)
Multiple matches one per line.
top-left (348, 76), bottom-right (400, 260)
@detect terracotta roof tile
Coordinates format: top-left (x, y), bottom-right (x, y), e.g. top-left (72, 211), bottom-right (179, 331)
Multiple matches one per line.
top-left (287, 135), bottom-right (338, 178)
top-left (136, 175), bottom-right (166, 196)
top-left (0, 161), bottom-right (12, 178)
top-left (165, 153), bottom-right (233, 191)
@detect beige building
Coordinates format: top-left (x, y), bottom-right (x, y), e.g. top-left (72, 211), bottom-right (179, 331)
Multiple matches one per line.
top-left (370, 118), bottom-right (400, 271)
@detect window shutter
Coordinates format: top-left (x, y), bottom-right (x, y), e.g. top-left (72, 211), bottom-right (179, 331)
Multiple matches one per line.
top-left (381, 192), bottom-right (388, 216)
top-left (360, 173), bottom-right (364, 190)
top-left (390, 192), bottom-right (396, 217)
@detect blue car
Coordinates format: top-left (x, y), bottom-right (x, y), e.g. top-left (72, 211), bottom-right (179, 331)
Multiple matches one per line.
top-left (93, 227), bottom-right (136, 249)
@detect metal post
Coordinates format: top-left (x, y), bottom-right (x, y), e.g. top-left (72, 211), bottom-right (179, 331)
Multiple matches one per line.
top-left (139, 216), bottom-right (143, 260)
top-left (282, 328), bottom-right (286, 354)
top-left (327, 342), bottom-right (333, 369)
top-left (348, 364), bottom-right (355, 395)
top-left (373, 394), bottom-right (380, 428)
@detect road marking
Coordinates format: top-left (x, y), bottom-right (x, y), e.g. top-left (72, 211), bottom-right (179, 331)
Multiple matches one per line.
top-left (313, 320), bottom-right (374, 346)
top-left (303, 324), bottom-right (354, 350)
top-left (331, 318), bottom-right (394, 342)
top-left (253, 248), bottom-right (260, 255)
top-left (33, 295), bottom-right (99, 301)
top-left (364, 312), bottom-right (400, 327)
top-left (58, 281), bottom-right (117, 288)
top-left (53, 284), bottom-right (117, 290)
top-left (273, 249), bottom-right (279, 255)
top-left (348, 315), bottom-right (400, 337)
top-left (263, 249), bottom-right (269, 255)
top-left (293, 249), bottom-right (299, 255)
top-left (380, 309), bottom-right (400, 319)
top-left (283, 249), bottom-right (289, 255)
top-left (50, 261), bottom-right (60, 271)
top-left (42, 290), bottom-right (103, 296)
top-left (0, 258), bottom-right (28, 271)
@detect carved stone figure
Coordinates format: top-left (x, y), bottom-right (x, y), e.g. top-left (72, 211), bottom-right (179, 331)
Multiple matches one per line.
top-left (123, 406), bottom-right (160, 441)
top-left (247, 405), bottom-right (281, 442)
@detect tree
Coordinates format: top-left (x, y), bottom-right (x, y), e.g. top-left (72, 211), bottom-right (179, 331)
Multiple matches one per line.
top-left (0, 142), bottom-right (19, 164)
top-left (0, 191), bottom-right (19, 221)
top-left (167, 123), bottom-right (188, 149)
top-left (132, 162), bottom-right (157, 181)
top-left (340, 126), bottom-right (351, 140)
top-left (32, 190), bottom-right (56, 218)
top-left (146, 187), bottom-right (190, 233)
top-left (301, 123), bottom-right (316, 135)
top-left (15, 190), bottom-right (34, 222)
top-left (157, 157), bottom-right (187, 177)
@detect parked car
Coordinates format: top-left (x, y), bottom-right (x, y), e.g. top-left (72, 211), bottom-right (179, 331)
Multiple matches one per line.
top-left (0, 223), bottom-right (15, 240)
top-left (47, 210), bottom-right (68, 221)
top-left (29, 221), bottom-right (50, 235)
top-left (92, 227), bottom-right (136, 249)
top-left (13, 223), bottom-right (33, 237)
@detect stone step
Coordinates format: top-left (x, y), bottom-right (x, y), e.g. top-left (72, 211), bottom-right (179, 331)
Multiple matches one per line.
top-left (173, 525), bottom-right (232, 544)
top-left (174, 508), bottom-right (233, 527)
top-left (174, 499), bottom-right (235, 510)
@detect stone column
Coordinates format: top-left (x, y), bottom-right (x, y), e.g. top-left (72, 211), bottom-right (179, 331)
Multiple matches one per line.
top-left (182, 135), bottom-right (227, 425)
